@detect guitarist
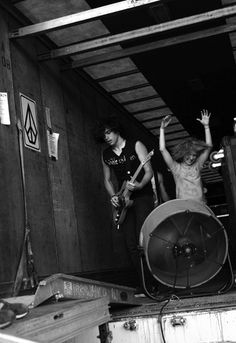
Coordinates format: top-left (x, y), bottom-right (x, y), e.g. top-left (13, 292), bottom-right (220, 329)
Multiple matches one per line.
top-left (99, 118), bottom-right (154, 291)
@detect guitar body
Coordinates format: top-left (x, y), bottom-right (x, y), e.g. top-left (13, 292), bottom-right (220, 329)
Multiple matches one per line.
top-left (113, 186), bottom-right (134, 228)
top-left (112, 150), bottom-right (154, 229)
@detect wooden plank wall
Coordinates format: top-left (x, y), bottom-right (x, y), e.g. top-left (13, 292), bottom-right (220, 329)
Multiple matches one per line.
top-left (0, 7), bottom-right (159, 296)
top-left (0, 10), bottom-right (26, 291)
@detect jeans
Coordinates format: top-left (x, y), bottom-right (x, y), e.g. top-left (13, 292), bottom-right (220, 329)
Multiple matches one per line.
top-left (122, 195), bottom-right (154, 287)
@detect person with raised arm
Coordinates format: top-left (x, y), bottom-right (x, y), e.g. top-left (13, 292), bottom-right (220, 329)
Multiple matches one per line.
top-left (159, 109), bottom-right (213, 204)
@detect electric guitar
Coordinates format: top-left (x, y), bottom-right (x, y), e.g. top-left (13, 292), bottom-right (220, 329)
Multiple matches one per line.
top-left (113, 150), bottom-right (154, 229)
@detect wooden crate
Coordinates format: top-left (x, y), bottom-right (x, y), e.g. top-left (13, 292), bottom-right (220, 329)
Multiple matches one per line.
top-left (2, 297), bottom-right (110, 343)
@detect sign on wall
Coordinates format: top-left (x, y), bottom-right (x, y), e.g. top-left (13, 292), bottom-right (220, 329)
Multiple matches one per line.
top-left (0, 92), bottom-right (11, 125)
top-left (20, 93), bottom-right (40, 151)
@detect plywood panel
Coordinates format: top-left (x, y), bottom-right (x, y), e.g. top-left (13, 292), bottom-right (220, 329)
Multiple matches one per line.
top-left (9, 23), bottom-right (58, 275)
top-left (61, 73), bottom-right (116, 271)
top-left (39, 63), bottom-right (81, 273)
top-left (0, 9), bottom-right (25, 288)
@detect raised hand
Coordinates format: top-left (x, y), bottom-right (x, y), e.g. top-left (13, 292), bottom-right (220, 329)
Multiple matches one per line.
top-left (161, 115), bottom-right (172, 129)
top-left (196, 109), bottom-right (211, 127)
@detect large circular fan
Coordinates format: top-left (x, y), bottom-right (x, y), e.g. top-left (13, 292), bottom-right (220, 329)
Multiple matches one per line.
top-left (140, 199), bottom-right (228, 288)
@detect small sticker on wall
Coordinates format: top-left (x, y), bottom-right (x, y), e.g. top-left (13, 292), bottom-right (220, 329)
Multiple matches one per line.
top-left (0, 92), bottom-right (11, 125)
top-left (47, 130), bottom-right (59, 160)
top-left (20, 93), bottom-right (40, 151)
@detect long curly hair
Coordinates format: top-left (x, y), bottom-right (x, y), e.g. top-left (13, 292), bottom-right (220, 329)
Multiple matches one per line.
top-left (171, 137), bottom-right (209, 162)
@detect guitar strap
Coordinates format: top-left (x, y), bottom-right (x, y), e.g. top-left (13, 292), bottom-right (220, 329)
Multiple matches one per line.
top-left (123, 140), bottom-right (135, 180)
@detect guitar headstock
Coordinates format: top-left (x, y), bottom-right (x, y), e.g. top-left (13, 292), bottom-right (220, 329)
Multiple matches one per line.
top-left (142, 149), bottom-right (154, 165)
top-left (149, 149), bottom-right (154, 157)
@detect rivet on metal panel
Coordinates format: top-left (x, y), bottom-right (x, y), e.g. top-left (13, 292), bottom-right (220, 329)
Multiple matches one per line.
top-left (123, 319), bottom-right (138, 331)
top-left (170, 315), bottom-right (186, 326)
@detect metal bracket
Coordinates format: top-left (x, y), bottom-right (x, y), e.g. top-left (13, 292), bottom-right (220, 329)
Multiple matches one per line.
top-left (171, 315), bottom-right (186, 326)
top-left (123, 319), bottom-right (138, 331)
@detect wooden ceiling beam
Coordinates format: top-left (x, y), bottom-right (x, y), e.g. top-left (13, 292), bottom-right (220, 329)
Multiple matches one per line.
top-left (148, 125), bottom-right (183, 132)
top-left (62, 21), bottom-right (236, 70)
top-left (9, 0), bottom-right (161, 38)
top-left (121, 94), bottom-right (160, 105)
top-left (39, 5), bottom-right (236, 61)
top-left (130, 104), bottom-right (167, 114)
top-left (166, 135), bottom-right (190, 144)
top-left (141, 115), bottom-right (174, 123)
top-left (95, 68), bottom-right (139, 82)
top-left (110, 82), bottom-right (150, 95)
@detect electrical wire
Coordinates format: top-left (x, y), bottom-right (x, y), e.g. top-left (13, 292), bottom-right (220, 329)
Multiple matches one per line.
top-left (159, 298), bottom-right (171, 343)
top-left (158, 295), bottom-right (180, 343)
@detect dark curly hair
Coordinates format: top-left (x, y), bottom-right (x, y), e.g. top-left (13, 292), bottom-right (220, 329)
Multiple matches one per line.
top-left (171, 137), bottom-right (209, 162)
top-left (94, 117), bottom-right (126, 143)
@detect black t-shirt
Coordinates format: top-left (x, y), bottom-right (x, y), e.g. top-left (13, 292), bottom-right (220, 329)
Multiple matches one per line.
top-left (103, 140), bottom-right (153, 198)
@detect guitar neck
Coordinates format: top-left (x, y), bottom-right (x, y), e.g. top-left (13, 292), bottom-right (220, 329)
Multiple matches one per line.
top-left (122, 150), bottom-right (153, 197)
top-left (130, 163), bottom-right (143, 184)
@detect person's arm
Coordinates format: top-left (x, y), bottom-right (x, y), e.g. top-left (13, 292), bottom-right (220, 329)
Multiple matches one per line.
top-left (158, 172), bottom-right (170, 202)
top-left (159, 115), bottom-right (175, 170)
top-left (101, 155), bottom-right (119, 207)
top-left (126, 141), bottom-right (153, 192)
top-left (196, 109), bottom-right (213, 166)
